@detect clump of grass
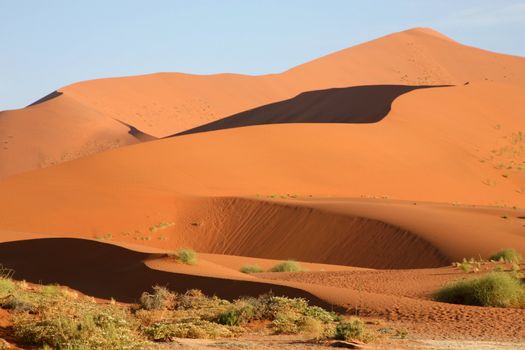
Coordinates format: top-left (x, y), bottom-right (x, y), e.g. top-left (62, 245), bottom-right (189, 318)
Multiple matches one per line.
top-left (434, 272), bottom-right (525, 308)
top-left (490, 249), bottom-right (522, 263)
top-left (240, 265), bottom-right (263, 274)
top-left (269, 260), bottom-right (304, 272)
top-left (334, 318), bottom-right (375, 343)
top-left (139, 285), bottom-right (176, 310)
top-left (452, 258), bottom-right (483, 273)
top-left (169, 248), bottom-right (198, 265)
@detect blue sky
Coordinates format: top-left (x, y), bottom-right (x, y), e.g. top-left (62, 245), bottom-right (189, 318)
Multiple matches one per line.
top-left (1, 0), bottom-right (524, 111)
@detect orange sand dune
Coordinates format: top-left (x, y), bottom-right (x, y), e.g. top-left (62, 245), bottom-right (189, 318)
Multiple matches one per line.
top-left (2, 27), bottom-right (524, 179)
top-left (61, 28), bottom-right (525, 138)
top-left (0, 93), bottom-right (150, 178)
top-left (1, 81), bottom-right (525, 267)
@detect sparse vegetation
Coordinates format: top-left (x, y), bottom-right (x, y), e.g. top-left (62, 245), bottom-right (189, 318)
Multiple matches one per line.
top-left (139, 285), bottom-right (176, 310)
top-left (434, 272), bottom-right (525, 308)
top-left (169, 248), bottom-right (198, 265)
top-left (269, 260), bottom-right (304, 272)
top-left (452, 258), bottom-right (482, 273)
top-left (490, 248), bottom-right (522, 263)
top-left (334, 318), bottom-right (375, 343)
top-left (0, 272), bottom-right (375, 347)
top-left (94, 233), bottom-right (113, 241)
top-left (240, 264), bottom-right (263, 273)
top-left (149, 221), bottom-right (174, 233)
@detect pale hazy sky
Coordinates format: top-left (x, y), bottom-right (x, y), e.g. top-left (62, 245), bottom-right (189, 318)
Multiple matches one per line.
top-left (1, 0), bottom-right (524, 110)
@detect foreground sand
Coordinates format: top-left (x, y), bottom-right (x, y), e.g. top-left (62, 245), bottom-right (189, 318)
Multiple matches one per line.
top-left (1, 236), bottom-right (524, 345)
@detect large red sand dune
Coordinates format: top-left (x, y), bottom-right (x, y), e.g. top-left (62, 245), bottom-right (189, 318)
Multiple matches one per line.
top-left (2, 27), bottom-right (525, 179)
top-left (2, 28), bottom-right (525, 343)
top-left (1, 81), bottom-right (525, 268)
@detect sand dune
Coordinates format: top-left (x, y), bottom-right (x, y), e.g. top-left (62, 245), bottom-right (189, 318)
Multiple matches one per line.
top-left (1, 82), bottom-right (525, 268)
top-left (2, 28), bottom-right (525, 179)
top-left (1, 237), bottom-right (524, 340)
top-left (0, 237), bottom-right (333, 307)
top-left (0, 94), bottom-right (150, 178)
top-left (175, 85), bottom-right (445, 136)
top-left (62, 28), bottom-right (525, 138)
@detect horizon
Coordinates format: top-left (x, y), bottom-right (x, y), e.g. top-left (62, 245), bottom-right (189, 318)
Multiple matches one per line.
top-left (1, 0), bottom-right (525, 111)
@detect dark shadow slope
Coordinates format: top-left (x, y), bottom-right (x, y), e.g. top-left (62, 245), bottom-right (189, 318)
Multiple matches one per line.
top-left (0, 238), bottom-right (338, 309)
top-left (174, 85), bottom-right (449, 136)
top-left (27, 91), bottom-right (63, 107)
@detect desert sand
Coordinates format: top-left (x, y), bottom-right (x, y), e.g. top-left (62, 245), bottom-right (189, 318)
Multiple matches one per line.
top-left (1, 27), bottom-right (525, 349)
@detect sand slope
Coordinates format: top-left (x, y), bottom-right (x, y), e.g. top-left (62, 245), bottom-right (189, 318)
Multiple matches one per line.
top-left (2, 28), bottom-right (524, 179)
top-left (1, 82), bottom-right (525, 267)
top-left (0, 93), bottom-right (149, 178)
top-left (61, 28), bottom-right (525, 138)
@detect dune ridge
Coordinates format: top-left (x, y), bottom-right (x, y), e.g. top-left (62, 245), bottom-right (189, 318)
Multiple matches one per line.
top-left (2, 27), bottom-right (525, 178)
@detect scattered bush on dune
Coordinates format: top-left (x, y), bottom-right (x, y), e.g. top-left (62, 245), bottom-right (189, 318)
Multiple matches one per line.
top-left (269, 260), bottom-right (304, 272)
top-left (240, 264), bottom-right (263, 273)
top-left (169, 248), bottom-right (198, 265)
top-left (434, 272), bottom-right (525, 308)
top-left (335, 318), bottom-right (375, 343)
top-left (490, 248), bottom-right (522, 263)
top-left (139, 285), bottom-right (176, 310)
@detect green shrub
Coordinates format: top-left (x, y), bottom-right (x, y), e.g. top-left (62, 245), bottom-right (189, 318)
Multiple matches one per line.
top-left (490, 249), bottom-right (522, 263)
top-left (169, 249), bottom-right (198, 265)
top-left (176, 289), bottom-right (230, 320)
top-left (217, 309), bottom-right (241, 326)
top-left (335, 318), bottom-right (374, 343)
top-left (269, 260), bottom-right (304, 272)
top-left (304, 305), bottom-right (340, 323)
top-left (240, 265), bottom-right (263, 273)
top-left (458, 261), bottom-right (472, 273)
top-left (433, 272), bottom-right (525, 307)
top-left (139, 285), bottom-right (176, 310)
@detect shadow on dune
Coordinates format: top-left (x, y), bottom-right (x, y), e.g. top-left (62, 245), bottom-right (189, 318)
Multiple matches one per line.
top-left (27, 91), bottom-right (63, 107)
top-left (173, 85), bottom-right (449, 136)
top-left (0, 238), bottom-right (339, 309)
top-left (113, 119), bottom-right (158, 141)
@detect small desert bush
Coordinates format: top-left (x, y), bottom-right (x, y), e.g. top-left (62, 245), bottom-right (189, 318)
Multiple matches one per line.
top-left (0, 338), bottom-right (8, 350)
top-left (240, 265), bottom-right (263, 273)
top-left (139, 285), bottom-right (176, 310)
top-left (269, 260), bottom-right (304, 272)
top-left (490, 249), bottom-right (522, 263)
top-left (434, 272), bottom-right (525, 308)
top-left (335, 318), bottom-right (375, 343)
top-left (169, 248), bottom-right (198, 265)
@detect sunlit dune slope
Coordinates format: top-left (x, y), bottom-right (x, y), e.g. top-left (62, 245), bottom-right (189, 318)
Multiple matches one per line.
top-left (1, 82), bottom-right (525, 267)
top-left (61, 27), bottom-right (525, 138)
